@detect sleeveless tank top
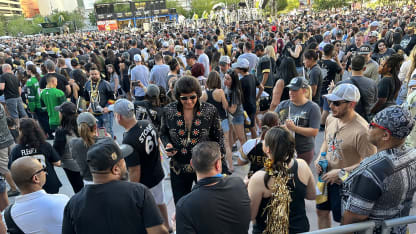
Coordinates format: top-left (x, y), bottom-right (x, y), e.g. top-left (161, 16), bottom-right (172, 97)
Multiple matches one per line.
top-left (253, 160), bottom-right (309, 234)
top-left (206, 89), bottom-right (227, 120)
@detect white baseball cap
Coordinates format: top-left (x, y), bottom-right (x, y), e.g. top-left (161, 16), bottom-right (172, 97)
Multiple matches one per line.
top-left (324, 83), bottom-right (360, 102)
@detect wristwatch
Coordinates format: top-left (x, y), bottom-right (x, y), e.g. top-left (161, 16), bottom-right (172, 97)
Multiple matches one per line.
top-left (338, 168), bottom-right (349, 182)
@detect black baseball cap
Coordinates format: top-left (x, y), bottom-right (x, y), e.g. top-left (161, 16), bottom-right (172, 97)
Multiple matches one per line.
top-left (186, 51), bottom-right (197, 59)
top-left (71, 58), bottom-right (79, 67)
top-left (358, 45), bottom-right (372, 55)
top-left (195, 44), bottom-right (204, 50)
top-left (286, 76), bottom-right (309, 90)
top-left (87, 138), bottom-right (133, 172)
top-left (55, 102), bottom-right (77, 115)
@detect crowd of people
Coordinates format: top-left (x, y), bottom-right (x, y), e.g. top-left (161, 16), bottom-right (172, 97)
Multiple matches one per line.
top-left (0, 4), bottom-right (415, 234)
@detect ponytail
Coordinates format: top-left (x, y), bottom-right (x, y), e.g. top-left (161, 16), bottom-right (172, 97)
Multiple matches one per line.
top-left (78, 123), bottom-right (96, 147)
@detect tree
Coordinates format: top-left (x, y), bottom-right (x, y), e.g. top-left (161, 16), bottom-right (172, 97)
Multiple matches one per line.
top-left (190, 0), bottom-right (214, 18)
top-left (89, 12), bottom-right (97, 26)
top-left (6, 16), bottom-right (42, 36)
top-left (166, 0), bottom-right (190, 17)
top-left (313, 0), bottom-right (350, 10)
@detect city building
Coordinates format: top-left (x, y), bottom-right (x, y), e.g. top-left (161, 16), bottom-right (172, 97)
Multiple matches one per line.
top-left (37, 0), bottom-right (79, 16)
top-left (20, 0), bottom-right (40, 18)
top-left (0, 0), bottom-right (22, 17)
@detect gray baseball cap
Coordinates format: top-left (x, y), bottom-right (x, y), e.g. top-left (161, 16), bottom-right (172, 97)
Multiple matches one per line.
top-left (219, 56), bottom-right (231, 65)
top-left (286, 76), bottom-right (308, 91)
top-left (146, 84), bottom-right (160, 97)
top-left (324, 83), bottom-right (360, 102)
top-left (109, 99), bottom-right (134, 117)
top-left (77, 112), bottom-right (98, 127)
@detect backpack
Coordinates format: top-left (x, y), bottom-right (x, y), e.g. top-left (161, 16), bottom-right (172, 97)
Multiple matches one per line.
top-left (4, 204), bottom-right (25, 234)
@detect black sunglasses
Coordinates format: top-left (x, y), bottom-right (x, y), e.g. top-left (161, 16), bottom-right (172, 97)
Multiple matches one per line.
top-left (30, 166), bottom-right (47, 180)
top-left (329, 100), bottom-right (350, 106)
top-left (179, 95), bottom-right (197, 101)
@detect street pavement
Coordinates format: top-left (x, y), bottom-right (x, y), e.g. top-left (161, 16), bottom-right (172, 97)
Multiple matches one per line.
top-left (8, 120), bottom-right (416, 233)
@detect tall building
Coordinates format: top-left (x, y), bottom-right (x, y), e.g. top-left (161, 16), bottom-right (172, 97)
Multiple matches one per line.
top-left (0, 0), bottom-right (22, 17)
top-left (20, 0), bottom-right (40, 18)
top-left (37, 0), bottom-right (79, 16)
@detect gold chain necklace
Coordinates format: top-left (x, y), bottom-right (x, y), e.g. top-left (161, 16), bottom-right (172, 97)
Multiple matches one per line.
top-left (90, 79), bottom-right (101, 102)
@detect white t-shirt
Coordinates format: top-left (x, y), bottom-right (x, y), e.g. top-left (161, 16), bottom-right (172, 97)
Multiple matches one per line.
top-left (11, 190), bottom-right (69, 234)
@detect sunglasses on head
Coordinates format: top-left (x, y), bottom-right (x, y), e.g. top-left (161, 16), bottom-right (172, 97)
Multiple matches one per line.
top-left (329, 100), bottom-right (350, 106)
top-left (179, 95), bottom-right (197, 101)
top-left (369, 122), bottom-right (392, 135)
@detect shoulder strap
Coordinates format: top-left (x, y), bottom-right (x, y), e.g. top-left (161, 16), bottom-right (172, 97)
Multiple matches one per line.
top-left (4, 204), bottom-right (25, 234)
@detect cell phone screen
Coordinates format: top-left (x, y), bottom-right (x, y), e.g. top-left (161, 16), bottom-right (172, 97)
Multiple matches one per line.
top-left (98, 128), bottom-right (106, 137)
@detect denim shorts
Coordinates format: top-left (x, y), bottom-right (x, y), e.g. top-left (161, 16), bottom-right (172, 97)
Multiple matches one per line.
top-left (221, 119), bottom-right (230, 132)
top-left (232, 113), bottom-right (245, 125)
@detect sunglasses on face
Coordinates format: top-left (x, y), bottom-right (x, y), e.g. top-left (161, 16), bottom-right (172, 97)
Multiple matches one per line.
top-left (369, 122), bottom-right (392, 135)
top-left (329, 100), bottom-right (350, 106)
top-left (179, 95), bottom-right (197, 101)
top-left (30, 166), bottom-right (47, 180)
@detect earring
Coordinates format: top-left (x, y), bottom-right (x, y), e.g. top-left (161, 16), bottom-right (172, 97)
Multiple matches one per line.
top-left (264, 158), bottom-right (274, 175)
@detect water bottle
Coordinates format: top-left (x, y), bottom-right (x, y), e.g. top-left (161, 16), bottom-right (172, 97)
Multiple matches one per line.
top-left (318, 152), bottom-right (328, 182)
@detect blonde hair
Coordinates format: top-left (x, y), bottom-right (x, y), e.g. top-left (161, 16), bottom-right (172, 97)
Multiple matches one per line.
top-left (78, 123), bottom-right (96, 147)
top-left (305, 85), bottom-right (312, 100)
top-left (265, 45), bottom-right (276, 60)
top-left (405, 46), bottom-right (416, 84)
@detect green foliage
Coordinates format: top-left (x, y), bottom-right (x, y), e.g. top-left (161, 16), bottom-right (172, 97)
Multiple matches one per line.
top-left (277, 0), bottom-right (299, 14)
top-left (276, 0), bottom-right (288, 11)
top-left (89, 12), bottom-right (97, 26)
top-left (114, 3), bottom-right (131, 12)
top-left (218, 0), bottom-right (240, 5)
top-left (190, 0), bottom-right (214, 18)
top-left (313, 0), bottom-right (350, 10)
top-left (166, 0), bottom-right (190, 17)
top-left (6, 16), bottom-right (42, 36)
top-left (49, 10), bottom-right (85, 29)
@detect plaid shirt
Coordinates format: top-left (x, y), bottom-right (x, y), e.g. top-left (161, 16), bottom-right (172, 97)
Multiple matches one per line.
top-left (341, 145), bottom-right (416, 234)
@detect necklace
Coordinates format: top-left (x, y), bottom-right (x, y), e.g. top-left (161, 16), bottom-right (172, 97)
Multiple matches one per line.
top-left (90, 79), bottom-right (101, 102)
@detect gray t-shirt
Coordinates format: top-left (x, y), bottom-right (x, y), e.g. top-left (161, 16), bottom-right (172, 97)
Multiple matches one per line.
top-left (239, 53), bottom-right (259, 74)
top-left (150, 64), bottom-right (169, 90)
top-left (340, 76), bottom-right (378, 117)
top-left (131, 65), bottom-right (150, 97)
top-left (197, 53), bottom-right (210, 77)
top-left (307, 64), bottom-right (323, 105)
top-left (275, 100), bottom-right (320, 153)
top-left (0, 104), bottom-right (13, 149)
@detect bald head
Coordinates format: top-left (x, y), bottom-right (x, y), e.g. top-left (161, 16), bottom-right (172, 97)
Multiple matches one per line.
top-left (11, 156), bottom-right (44, 190)
top-left (2, 64), bottom-right (11, 73)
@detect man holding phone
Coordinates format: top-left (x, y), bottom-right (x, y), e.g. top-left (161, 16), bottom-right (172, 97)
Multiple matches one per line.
top-left (131, 54), bottom-right (149, 101)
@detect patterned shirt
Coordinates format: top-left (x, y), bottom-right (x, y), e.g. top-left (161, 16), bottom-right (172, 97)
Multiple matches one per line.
top-left (160, 101), bottom-right (225, 165)
top-left (341, 145), bottom-right (416, 234)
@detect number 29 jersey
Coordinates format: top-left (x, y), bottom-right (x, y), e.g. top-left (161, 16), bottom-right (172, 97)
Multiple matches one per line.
top-left (122, 120), bottom-right (165, 188)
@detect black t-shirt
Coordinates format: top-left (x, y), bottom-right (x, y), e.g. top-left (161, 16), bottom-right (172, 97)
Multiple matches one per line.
top-left (0, 73), bottom-right (20, 99)
top-left (9, 142), bottom-right (62, 194)
top-left (40, 73), bottom-right (69, 95)
top-left (318, 59), bottom-right (342, 93)
top-left (240, 74), bottom-right (259, 115)
top-left (378, 76), bottom-right (397, 105)
top-left (62, 180), bottom-right (164, 234)
top-left (122, 121), bottom-right (164, 188)
top-left (134, 100), bottom-right (163, 132)
top-left (307, 64), bottom-right (323, 105)
top-left (176, 176), bottom-right (251, 234)
top-left (128, 48), bottom-right (141, 62)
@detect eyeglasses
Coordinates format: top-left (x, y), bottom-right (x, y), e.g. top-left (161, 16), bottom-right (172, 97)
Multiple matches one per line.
top-left (335, 44), bottom-right (341, 47)
top-left (30, 166), bottom-right (47, 180)
top-left (369, 122), bottom-right (392, 135)
top-left (329, 100), bottom-right (350, 106)
top-left (179, 95), bottom-right (197, 101)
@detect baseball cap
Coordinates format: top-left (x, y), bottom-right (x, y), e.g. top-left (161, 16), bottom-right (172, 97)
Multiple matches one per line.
top-left (372, 105), bottom-right (415, 139)
top-left (87, 138), bottom-right (133, 172)
top-left (358, 44), bottom-right (372, 55)
top-left (109, 99), bottom-right (134, 117)
top-left (370, 21), bottom-right (379, 27)
top-left (254, 44), bottom-right (264, 52)
top-left (369, 31), bottom-right (379, 37)
top-left (146, 84), bottom-right (160, 97)
top-left (324, 83), bottom-right (360, 102)
top-left (174, 45), bottom-right (183, 52)
top-left (232, 58), bottom-right (249, 69)
top-left (219, 56), bottom-right (231, 65)
top-left (77, 112), bottom-right (98, 127)
top-left (286, 76), bottom-right (309, 91)
top-left (186, 51), bottom-right (196, 59)
top-left (55, 102), bottom-right (77, 115)
top-left (323, 31), bottom-right (331, 38)
top-left (162, 41), bottom-right (169, 48)
top-left (133, 54), bottom-right (141, 62)
top-left (409, 78), bottom-right (416, 87)
top-left (71, 58), bottom-right (79, 67)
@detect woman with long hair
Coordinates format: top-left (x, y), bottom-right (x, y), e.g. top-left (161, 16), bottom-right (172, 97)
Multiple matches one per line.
top-left (248, 127), bottom-right (316, 234)
top-left (71, 112), bottom-right (110, 184)
top-left (371, 53), bottom-right (404, 114)
top-left (397, 47), bottom-right (416, 105)
top-left (270, 56), bottom-right (298, 111)
top-left (9, 118), bottom-right (62, 194)
top-left (106, 64), bottom-right (120, 98)
top-left (201, 71), bottom-right (231, 170)
top-left (371, 39), bottom-right (396, 64)
top-left (53, 102), bottom-right (84, 193)
top-left (224, 69), bottom-right (247, 152)
top-left (237, 112), bottom-right (279, 179)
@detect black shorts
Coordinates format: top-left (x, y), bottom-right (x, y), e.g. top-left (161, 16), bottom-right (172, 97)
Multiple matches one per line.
top-left (316, 183), bottom-right (342, 222)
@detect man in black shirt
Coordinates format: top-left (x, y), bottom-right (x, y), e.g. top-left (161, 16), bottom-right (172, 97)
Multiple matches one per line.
top-left (176, 141), bottom-right (251, 234)
top-left (39, 60), bottom-right (70, 96)
top-left (62, 138), bottom-right (167, 234)
top-left (233, 58), bottom-right (263, 138)
top-left (0, 64), bottom-right (27, 126)
top-left (112, 99), bottom-right (169, 232)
